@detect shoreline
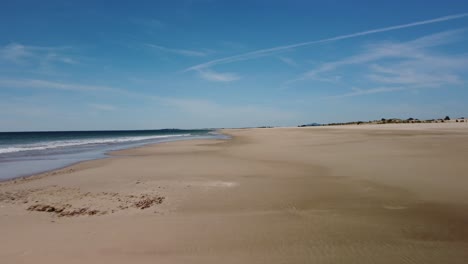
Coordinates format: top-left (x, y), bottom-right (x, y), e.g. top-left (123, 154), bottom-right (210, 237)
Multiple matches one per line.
top-left (1, 124), bottom-right (468, 263)
top-left (1, 122), bottom-right (466, 188)
top-left (0, 132), bottom-right (227, 183)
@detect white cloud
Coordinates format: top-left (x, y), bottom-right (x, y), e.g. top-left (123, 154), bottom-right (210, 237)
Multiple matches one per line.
top-left (146, 43), bottom-right (207, 57)
top-left (367, 63), bottom-right (463, 86)
top-left (159, 97), bottom-right (299, 127)
top-left (0, 43), bottom-right (31, 63)
top-left (197, 69), bottom-right (240, 82)
top-left (298, 29), bottom-right (466, 81)
top-left (278, 56), bottom-right (298, 67)
top-left (329, 87), bottom-right (411, 98)
top-left (0, 78), bottom-right (293, 127)
top-left (0, 80), bottom-right (299, 130)
top-left (293, 29), bottom-right (468, 97)
top-left (0, 43), bottom-right (76, 66)
top-left (89, 103), bottom-right (116, 111)
top-left (184, 13), bottom-right (468, 72)
top-left (131, 18), bottom-right (165, 29)
top-left (0, 79), bottom-right (117, 92)
top-left (363, 51), bottom-right (467, 90)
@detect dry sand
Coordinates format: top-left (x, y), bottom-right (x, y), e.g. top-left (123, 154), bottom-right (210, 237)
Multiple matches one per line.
top-left (1, 123), bottom-right (468, 263)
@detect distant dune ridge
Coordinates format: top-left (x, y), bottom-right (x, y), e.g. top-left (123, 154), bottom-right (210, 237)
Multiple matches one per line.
top-left (298, 116), bottom-right (466, 127)
top-left (1, 123), bottom-right (468, 263)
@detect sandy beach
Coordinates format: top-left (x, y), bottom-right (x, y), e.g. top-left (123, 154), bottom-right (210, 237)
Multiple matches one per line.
top-left (1, 123), bottom-right (468, 263)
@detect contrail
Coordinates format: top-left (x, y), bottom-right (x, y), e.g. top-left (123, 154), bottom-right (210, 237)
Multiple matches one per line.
top-left (185, 13), bottom-right (468, 72)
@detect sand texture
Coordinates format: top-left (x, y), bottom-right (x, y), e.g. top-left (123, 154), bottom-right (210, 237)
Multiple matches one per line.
top-left (1, 123), bottom-right (468, 263)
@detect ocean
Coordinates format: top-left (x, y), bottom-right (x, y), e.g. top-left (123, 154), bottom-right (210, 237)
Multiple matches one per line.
top-left (0, 129), bottom-right (224, 180)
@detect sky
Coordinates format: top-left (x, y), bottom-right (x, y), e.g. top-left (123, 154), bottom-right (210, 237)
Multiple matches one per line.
top-left (1, 0), bottom-right (468, 131)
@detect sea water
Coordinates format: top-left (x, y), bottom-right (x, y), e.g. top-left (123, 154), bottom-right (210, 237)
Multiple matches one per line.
top-left (0, 129), bottom-right (225, 180)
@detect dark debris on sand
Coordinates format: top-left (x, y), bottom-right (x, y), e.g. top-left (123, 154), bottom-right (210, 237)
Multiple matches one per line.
top-left (27, 204), bottom-right (102, 217)
top-left (133, 195), bottom-right (165, 209)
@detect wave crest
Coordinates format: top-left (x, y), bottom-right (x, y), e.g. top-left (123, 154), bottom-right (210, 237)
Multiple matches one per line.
top-left (0, 134), bottom-right (191, 154)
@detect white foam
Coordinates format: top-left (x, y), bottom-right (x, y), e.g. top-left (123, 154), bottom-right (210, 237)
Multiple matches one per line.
top-left (0, 134), bottom-right (191, 154)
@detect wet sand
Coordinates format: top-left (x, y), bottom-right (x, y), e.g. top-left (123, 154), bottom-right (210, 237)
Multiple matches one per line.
top-left (1, 123), bottom-right (468, 263)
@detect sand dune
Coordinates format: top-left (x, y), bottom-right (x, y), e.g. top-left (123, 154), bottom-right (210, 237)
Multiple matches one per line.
top-left (1, 124), bottom-right (468, 263)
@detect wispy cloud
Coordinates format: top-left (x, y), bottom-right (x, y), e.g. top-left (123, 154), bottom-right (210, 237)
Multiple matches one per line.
top-left (278, 56), bottom-right (298, 67)
top-left (297, 29), bottom-right (467, 82)
top-left (89, 103), bottom-right (116, 111)
top-left (197, 69), bottom-right (240, 82)
top-left (367, 63), bottom-right (464, 86)
top-left (160, 97), bottom-right (299, 127)
top-left (0, 79), bottom-right (117, 92)
top-left (0, 78), bottom-right (297, 129)
top-left (146, 43), bottom-right (207, 57)
top-left (0, 43), bottom-right (76, 65)
top-left (184, 13), bottom-right (468, 72)
top-left (131, 18), bottom-right (165, 29)
top-left (0, 43), bottom-right (31, 63)
top-left (329, 87), bottom-right (411, 98)
top-left (0, 79), bottom-right (175, 103)
top-left (295, 29), bottom-right (468, 97)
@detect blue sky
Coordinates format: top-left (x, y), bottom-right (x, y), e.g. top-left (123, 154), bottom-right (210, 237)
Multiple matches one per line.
top-left (1, 1), bottom-right (468, 131)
